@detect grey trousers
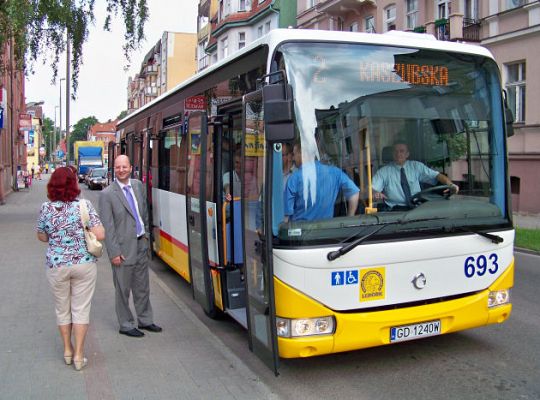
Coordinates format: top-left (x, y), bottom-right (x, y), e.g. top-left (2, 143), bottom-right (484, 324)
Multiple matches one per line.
top-left (111, 239), bottom-right (153, 331)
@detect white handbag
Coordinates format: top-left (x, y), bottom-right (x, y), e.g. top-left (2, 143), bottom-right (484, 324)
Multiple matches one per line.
top-left (79, 200), bottom-right (103, 257)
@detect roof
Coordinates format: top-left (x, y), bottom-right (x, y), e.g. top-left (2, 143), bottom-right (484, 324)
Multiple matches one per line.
top-left (89, 120), bottom-right (117, 136)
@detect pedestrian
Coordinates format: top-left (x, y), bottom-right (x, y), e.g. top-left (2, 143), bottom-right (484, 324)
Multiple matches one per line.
top-left (99, 155), bottom-right (162, 337)
top-left (37, 165), bottom-right (42, 180)
top-left (36, 167), bottom-right (105, 371)
top-left (31, 163), bottom-right (35, 180)
top-left (0, 164), bottom-right (5, 205)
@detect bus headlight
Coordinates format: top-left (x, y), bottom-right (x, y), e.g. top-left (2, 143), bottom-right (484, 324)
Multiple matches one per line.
top-left (488, 289), bottom-right (510, 308)
top-left (276, 316), bottom-right (335, 338)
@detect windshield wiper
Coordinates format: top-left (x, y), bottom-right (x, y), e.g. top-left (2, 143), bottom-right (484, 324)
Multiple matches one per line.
top-left (327, 217), bottom-right (446, 261)
top-left (453, 226), bottom-right (504, 244)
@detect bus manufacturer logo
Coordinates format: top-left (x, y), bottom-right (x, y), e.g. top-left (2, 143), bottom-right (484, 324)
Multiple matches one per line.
top-left (412, 273), bottom-right (427, 289)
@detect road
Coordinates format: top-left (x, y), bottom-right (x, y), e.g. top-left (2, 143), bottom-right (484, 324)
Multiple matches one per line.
top-left (84, 185), bottom-right (540, 400)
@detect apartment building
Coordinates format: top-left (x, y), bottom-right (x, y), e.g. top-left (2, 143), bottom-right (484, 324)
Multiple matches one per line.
top-left (197, 0), bottom-right (297, 70)
top-left (127, 32), bottom-right (197, 113)
top-left (0, 39), bottom-right (26, 197)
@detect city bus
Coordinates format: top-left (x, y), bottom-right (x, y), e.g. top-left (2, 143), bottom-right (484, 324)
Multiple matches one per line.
top-left (116, 29), bottom-right (515, 374)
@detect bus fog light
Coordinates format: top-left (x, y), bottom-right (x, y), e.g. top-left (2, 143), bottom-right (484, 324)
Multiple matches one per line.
top-left (488, 289), bottom-right (510, 307)
top-left (276, 316), bottom-right (335, 337)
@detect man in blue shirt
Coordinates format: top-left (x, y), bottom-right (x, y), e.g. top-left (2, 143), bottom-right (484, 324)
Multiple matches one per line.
top-left (372, 141), bottom-right (459, 210)
top-left (284, 143), bottom-right (360, 221)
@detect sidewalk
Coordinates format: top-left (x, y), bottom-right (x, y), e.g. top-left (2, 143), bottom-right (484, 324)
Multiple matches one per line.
top-left (0, 177), bottom-right (278, 400)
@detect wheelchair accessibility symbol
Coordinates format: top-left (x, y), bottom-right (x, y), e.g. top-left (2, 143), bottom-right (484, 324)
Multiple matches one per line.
top-left (331, 270), bottom-right (358, 286)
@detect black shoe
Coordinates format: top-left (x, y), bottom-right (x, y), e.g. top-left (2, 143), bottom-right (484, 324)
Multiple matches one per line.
top-left (138, 323), bottom-right (162, 332)
top-left (119, 328), bottom-right (145, 337)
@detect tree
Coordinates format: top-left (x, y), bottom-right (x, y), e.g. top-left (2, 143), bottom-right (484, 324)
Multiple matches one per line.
top-left (41, 117), bottom-right (54, 161)
top-left (0, 0), bottom-right (148, 95)
top-left (68, 116), bottom-right (98, 160)
top-left (117, 110), bottom-right (128, 120)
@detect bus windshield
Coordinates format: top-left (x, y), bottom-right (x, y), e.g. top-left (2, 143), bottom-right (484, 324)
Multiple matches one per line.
top-left (272, 41), bottom-right (509, 245)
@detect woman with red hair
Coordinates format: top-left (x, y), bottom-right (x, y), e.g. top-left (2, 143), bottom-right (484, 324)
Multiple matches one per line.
top-left (36, 167), bottom-right (105, 371)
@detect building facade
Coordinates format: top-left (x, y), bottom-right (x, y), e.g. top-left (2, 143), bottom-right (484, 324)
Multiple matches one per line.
top-left (87, 120), bottom-right (117, 167)
top-left (25, 103), bottom-right (44, 173)
top-left (198, 0), bottom-right (297, 70)
top-left (127, 32), bottom-right (197, 113)
top-left (1, 38), bottom-right (26, 198)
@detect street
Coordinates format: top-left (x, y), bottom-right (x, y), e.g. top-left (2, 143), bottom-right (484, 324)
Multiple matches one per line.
top-left (1, 180), bottom-right (538, 400)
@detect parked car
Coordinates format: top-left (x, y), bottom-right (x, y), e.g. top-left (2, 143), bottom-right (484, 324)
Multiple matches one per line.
top-left (86, 167), bottom-right (108, 190)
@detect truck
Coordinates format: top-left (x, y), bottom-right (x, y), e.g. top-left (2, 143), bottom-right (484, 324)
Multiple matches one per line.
top-left (74, 141), bottom-right (104, 182)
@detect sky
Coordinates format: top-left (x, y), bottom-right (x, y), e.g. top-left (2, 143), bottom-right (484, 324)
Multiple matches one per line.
top-left (25, 0), bottom-right (198, 129)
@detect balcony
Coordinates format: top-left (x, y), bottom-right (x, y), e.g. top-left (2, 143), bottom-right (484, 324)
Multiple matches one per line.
top-left (435, 18), bottom-right (450, 41)
top-left (462, 18), bottom-right (481, 42)
top-left (145, 86), bottom-right (159, 97)
top-left (145, 64), bottom-right (158, 75)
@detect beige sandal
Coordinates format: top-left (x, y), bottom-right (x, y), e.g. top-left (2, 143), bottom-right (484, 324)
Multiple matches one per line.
top-left (73, 357), bottom-right (88, 371)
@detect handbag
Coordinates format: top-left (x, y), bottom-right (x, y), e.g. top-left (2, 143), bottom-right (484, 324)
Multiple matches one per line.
top-left (79, 200), bottom-right (103, 257)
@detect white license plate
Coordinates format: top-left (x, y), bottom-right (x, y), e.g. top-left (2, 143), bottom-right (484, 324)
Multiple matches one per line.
top-left (390, 320), bottom-right (441, 343)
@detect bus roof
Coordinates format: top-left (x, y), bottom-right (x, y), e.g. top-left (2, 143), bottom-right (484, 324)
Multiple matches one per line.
top-left (119, 28), bottom-right (494, 127)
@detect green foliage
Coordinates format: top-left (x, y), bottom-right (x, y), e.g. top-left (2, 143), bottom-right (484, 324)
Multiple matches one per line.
top-left (42, 116), bottom-right (55, 161)
top-left (116, 109), bottom-right (128, 120)
top-left (0, 0), bottom-right (148, 96)
top-left (68, 116), bottom-right (99, 159)
top-left (515, 227), bottom-right (540, 252)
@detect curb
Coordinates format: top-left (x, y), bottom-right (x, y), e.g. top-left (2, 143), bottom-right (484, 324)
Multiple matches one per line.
top-left (514, 246), bottom-right (540, 256)
top-left (149, 269), bottom-right (280, 399)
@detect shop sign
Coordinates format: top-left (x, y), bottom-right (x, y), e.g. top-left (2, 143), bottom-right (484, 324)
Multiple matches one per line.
top-left (19, 113), bottom-right (32, 130)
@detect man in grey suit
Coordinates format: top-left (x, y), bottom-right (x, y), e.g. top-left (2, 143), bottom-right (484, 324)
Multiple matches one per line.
top-left (99, 155), bottom-right (162, 337)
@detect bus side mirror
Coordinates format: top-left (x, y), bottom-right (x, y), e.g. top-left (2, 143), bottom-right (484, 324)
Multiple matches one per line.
top-left (263, 83), bottom-right (295, 142)
top-left (503, 90), bottom-right (514, 137)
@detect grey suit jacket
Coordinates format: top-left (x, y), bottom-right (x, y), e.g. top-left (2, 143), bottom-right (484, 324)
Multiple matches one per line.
top-left (99, 179), bottom-right (149, 265)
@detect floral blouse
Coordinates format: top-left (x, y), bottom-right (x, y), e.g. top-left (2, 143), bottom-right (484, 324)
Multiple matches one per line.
top-left (37, 199), bottom-right (102, 268)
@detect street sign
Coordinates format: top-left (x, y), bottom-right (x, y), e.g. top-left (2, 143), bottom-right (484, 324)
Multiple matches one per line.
top-left (57, 150), bottom-right (64, 158)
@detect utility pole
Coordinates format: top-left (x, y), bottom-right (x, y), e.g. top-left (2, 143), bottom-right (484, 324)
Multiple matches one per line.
top-left (65, 34), bottom-right (71, 164)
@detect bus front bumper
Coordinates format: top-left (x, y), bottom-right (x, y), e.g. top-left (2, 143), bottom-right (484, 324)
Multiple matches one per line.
top-left (275, 260), bottom-right (513, 358)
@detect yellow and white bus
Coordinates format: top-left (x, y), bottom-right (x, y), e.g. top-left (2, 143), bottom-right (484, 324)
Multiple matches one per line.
top-left (116, 29), bottom-right (514, 374)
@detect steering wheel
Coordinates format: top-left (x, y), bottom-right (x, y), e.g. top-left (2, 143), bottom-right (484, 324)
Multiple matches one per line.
top-left (410, 184), bottom-right (454, 205)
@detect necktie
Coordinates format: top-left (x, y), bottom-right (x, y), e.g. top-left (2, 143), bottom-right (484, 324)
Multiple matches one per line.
top-left (123, 185), bottom-right (143, 235)
top-left (400, 167), bottom-right (412, 207)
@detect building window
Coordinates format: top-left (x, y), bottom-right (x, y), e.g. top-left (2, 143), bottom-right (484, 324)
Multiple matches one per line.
top-left (406, 0), bottom-right (418, 29)
top-left (221, 36), bottom-right (229, 59)
top-left (238, 32), bottom-right (245, 49)
top-left (510, 176), bottom-right (520, 194)
top-left (464, 0), bottom-right (478, 20)
top-left (384, 5), bottom-right (396, 32)
top-left (506, 0), bottom-right (525, 10)
top-left (365, 16), bottom-right (375, 33)
top-left (437, 0), bottom-right (450, 19)
top-left (265, 21), bottom-right (271, 33)
top-left (257, 25), bottom-right (264, 38)
top-left (239, 0), bottom-right (246, 11)
top-left (308, 0), bottom-right (317, 8)
top-left (349, 22), bottom-right (359, 32)
top-left (506, 62), bottom-right (526, 123)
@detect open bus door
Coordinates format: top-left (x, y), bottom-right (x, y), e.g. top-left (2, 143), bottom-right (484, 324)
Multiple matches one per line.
top-left (242, 90), bottom-right (279, 375)
top-left (186, 111), bottom-right (216, 316)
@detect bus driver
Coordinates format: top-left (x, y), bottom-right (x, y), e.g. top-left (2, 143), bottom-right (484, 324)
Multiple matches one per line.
top-left (372, 141), bottom-right (459, 210)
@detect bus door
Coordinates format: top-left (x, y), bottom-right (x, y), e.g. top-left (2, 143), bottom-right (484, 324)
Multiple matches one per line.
top-left (186, 111), bottom-right (215, 315)
top-left (218, 101), bottom-right (248, 326)
top-left (242, 90), bottom-right (279, 375)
